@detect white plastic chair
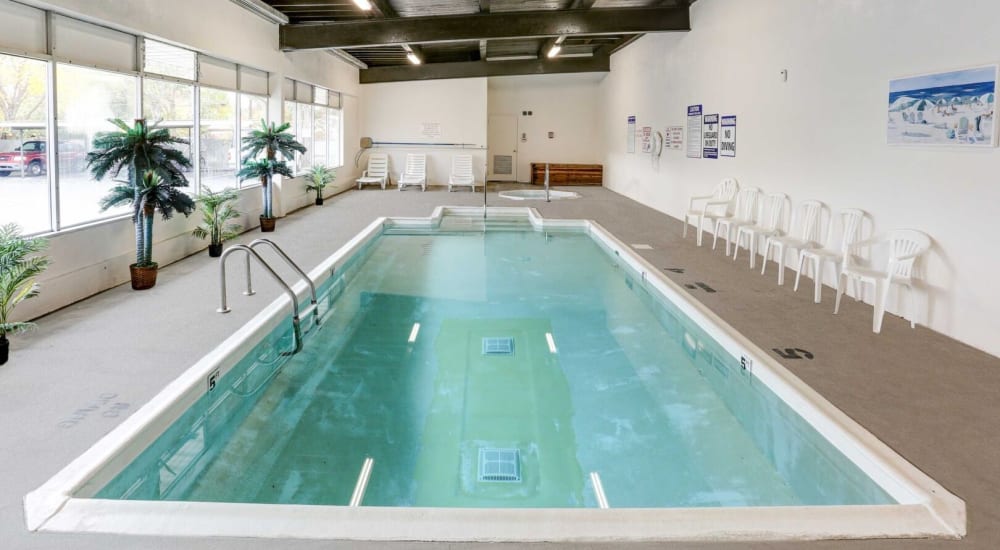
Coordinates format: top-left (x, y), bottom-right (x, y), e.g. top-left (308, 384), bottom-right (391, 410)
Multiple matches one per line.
top-left (398, 153), bottom-right (427, 191)
top-left (794, 208), bottom-right (866, 303)
top-left (761, 200), bottom-right (825, 285)
top-left (355, 153), bottom-right (389, 190)
top-left (713, 187), bottom-right (760, 256)
top-left (835, 229), bottom-right (931, 333)
top-left (448, 154), bottom-right (476, 192)
top-left (683, 178), bottom-right (739, 246)
top-left (734, 192), bottom-right (787, 269)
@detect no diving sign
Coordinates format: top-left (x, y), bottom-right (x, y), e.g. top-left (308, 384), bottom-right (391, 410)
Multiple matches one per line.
top-left (720, 115), bottom-right (736, 158)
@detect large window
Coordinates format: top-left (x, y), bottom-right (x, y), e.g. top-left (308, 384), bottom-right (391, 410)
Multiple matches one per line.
top-left (239, 93), bottom-right (267, 187)
top-left (56, 64), bottom-right (137, 228)
top-left (283, 81), bottom-right (343, 175)
top-left (0, 54), bottom-right (50, 234)
top-left (200, 88), bottom-right (237, 190)
top-left (143, 39), bottom-right (196, 81)
top-left (143, 78), bottom-right (195, 181)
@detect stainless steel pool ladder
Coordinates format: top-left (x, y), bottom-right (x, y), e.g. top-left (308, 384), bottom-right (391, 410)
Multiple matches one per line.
top-left (217, 239), bottom-right (320, 354)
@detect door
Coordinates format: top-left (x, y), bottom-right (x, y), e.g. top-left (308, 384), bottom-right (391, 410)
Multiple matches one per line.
top-left (488, 114), bottom-right (517, 182)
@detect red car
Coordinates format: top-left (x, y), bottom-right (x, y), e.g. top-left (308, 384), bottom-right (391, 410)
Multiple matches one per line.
top-left (0, 140), bottom-right (86, 177)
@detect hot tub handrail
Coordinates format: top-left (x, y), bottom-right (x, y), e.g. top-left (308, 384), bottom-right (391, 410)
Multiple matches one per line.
top-left (217, 245), bottom-right (304, 354)
top-left (249, 238), bottom-right (319, 326)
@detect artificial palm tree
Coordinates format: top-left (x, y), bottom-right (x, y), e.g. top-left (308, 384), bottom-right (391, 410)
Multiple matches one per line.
top-left (192, 186), bottom-right (242, 256)
top-left (87, 118), bottom-right (195, 288)
top-left (237, 159), bottom-right (293, 228)
top-left (0, 223), bottom-right (49, 365)
top-left (240, 120), bottom-right (306, 227)
top-left (306, 164), bottom-right (336, 205)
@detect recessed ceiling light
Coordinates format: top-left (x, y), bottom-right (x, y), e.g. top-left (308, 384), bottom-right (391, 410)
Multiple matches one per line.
top-left (547, 45), bottom-right (561, 58)
top-left (406, 52), bottom-right (421, 65)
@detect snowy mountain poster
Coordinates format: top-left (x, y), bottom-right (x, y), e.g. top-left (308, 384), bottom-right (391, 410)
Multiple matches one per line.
top-left (888, 66), bottom-right (997, 147)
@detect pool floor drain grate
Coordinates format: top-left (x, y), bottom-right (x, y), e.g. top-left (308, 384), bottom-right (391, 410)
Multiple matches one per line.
top-left (482, 337), bottom-right (514, 356)
top-left (478, 447), bottom-right (521, 482)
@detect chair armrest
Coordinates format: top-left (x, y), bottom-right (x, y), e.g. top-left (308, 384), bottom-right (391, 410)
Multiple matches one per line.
top-left (846, 236), bottom-right (880, 251)
top-left (687, 193), bottom-right (715, 209)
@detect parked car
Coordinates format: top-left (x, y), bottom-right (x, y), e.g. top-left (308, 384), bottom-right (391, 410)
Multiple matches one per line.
top-left (0, 140), bottom-right (86, 177)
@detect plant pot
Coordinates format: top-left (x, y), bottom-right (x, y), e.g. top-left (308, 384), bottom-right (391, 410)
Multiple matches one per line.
top-left (129, 263), bottom-right (158, 290)
top-left (260, 215), bottom-right (276, 233)
top-left (0, 335), bottom-right (8, 366)
top-left (208, 243), bottom-right (223, 257)
top-left (315, 197), bottom-right (324, 206)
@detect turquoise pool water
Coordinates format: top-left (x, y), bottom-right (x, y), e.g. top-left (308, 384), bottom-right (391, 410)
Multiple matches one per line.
top-left (93, 220), bottom-right (894, 508)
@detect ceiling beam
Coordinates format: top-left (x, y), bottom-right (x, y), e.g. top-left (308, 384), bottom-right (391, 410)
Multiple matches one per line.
top-left (360, 55), bottom-right (610, 84)
top-left (280, 7), bottom-right (690, 50)
top-left (478, 0), bottom-right (491, 13)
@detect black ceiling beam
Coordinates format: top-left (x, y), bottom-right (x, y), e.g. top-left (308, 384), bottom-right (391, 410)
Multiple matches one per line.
top-left (359, 55), bottom-right (611, 84)
top-left (478, 0), bottom-right (490, 13)
top-left (281, 6), bottom-right (690, 50)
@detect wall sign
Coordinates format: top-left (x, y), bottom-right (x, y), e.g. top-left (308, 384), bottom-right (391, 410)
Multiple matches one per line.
top-left (686, 105), bottom-right (702, 158)
top-left (420, 122), bottom-right (441, 139)
top-left (720, 115), bottom-right (737, 157)
top-left (665, 125), bottom-right (683, 150)
top-left (703, 113), bottom-right (719, 159)
top-left (627, 115), bottom-right (636, 153)
top-left (640, 126), bottom-right (652, 153)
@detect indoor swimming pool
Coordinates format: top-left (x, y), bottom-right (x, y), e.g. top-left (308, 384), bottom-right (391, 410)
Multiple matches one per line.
top-left (26, 207), bottom-right (964, 542)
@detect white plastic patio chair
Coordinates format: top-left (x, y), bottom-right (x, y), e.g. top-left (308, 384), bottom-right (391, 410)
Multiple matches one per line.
top-left (398, 153), bottom-right (427, 191)
top-left (356, 153), bottom-right (389, 190)
top-left (713, 186), bottom-right (760, 256)
top-left (761, 200), bottom-right (825, 285)
top-left (448, 154), bottom-right (476, 192)
top-left (682, 178), bottom-right (739, 246)
top-left (734, 192), bottom-right (787, 269)
top-left (835, 229), bottom-right (931, 333)
top-left (794, 208), bottom-right (866, 303)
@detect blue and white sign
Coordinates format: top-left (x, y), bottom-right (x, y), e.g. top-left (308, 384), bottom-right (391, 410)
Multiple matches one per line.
top-left (627, 115), bottom-right (636, 154)
top-left (686, 105), bottom-right (702, 158)
top-left (703, 113), bottom-right (719, 159)
top-left (720, 115), bottom-right (737, 157)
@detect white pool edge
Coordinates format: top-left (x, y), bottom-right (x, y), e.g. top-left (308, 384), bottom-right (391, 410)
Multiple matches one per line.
top-left (24, 207), bottom-right (965, 542)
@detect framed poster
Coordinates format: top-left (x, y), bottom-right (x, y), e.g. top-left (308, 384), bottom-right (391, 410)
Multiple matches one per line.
top-left (720, 115), bottom-right (736, 157)
top-left (703, 113), bottom-right (719, 159)
top-left (686, 105), bottom-right (702, 158)
top-left (888, 65), bottom-right (997, 147)
top-left (627, 115), bottom-right (636, 153)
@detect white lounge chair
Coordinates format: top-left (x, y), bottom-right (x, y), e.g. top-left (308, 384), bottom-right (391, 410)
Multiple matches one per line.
top-left (683, 178), bottom-right (739, 246)
top-left (448, 154), bottom-right (476, 192)
top-left (835, 229), bottom-right (931, 333)
top-left (398, 153), bottom-right (427, 191)
top-left (356, 153), bottom-right (389, 190)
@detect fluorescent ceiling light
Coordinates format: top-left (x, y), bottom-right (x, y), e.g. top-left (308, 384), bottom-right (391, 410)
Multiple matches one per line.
top-left (406, 52), bottom-right (421, 65)
top-left (558, 53), bottom-right (594, 58)
top-left (353, 0), bottom-right (373, 9)
top-left (546, 332), bottom-right (558, 354)
top-left (486, 55), bottom-right (538, 62)
top-left (408, 323), bottom-right (421, 343)
top-left (547, 45), bottom-right (561, 58)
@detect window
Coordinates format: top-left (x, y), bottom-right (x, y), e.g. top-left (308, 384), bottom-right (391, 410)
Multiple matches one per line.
top-left (284, 81), bottom-right (343, 176)
top-left (313, 105), bottom-right (328, 167)
top-left (328, 108), bottom-right (342, 167)
top-left (200, 88), bottom-right (237, 190)
top-left (143, 39), bottom-right (196, 81)
top-left (295, 102), bottom-right (313, 171)
top-left (0, 54), bottom-right (50, 234)
top-left (239, 94), bottom-right (267, 187)
top-left (56, 63), bottom-right (137, 228)
top-left (143, 78), bottom-right (195, 182)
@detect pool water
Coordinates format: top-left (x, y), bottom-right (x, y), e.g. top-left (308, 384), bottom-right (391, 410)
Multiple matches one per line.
top-left (94, 223), bottom-right (893, 509)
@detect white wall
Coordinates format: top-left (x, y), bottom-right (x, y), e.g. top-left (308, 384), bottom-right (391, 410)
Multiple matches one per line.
top-left (5, 0), bottom-right (360, 321)
top-left (359, 78), bottom-right (488, 187)
top-left (488, 74), bottom-right (605, 182)
top-left (600, 0), bottom-right (1000, 357)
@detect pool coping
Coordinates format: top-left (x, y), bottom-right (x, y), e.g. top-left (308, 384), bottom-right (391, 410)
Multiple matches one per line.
top-left (23, 206), bottom-right (966, 542)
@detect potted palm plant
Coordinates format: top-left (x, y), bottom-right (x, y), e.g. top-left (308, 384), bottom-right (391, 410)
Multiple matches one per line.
top-left (240, 120), bottom-right (306, 231)
top-left (87, 118), bottom-right (195, 290)
top-left (237, 159), bottom-right (293, 230)
top-left (192, 186), bottom-right (242, 257)
top-left (306, 165), bottom-right (336, 206)
top-left (0, 224), bottom-right (49, 366)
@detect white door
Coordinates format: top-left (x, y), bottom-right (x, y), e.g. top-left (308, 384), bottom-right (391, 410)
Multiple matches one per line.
top-left (488, 114), bottom-right (517, 182)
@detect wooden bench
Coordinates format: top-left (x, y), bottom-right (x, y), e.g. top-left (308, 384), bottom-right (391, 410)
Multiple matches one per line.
top-left (530, 163), bottom-right (603, 185)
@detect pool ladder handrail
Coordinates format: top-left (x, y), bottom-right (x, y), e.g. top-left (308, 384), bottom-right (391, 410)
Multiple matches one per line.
top-left (217, 240), bottom-right (320, 354)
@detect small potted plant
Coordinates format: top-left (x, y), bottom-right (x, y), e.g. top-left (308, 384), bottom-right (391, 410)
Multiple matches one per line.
top-left (87, 119), bottom-right (195, 290)
top-left (306, 165), bottom-right (336, 206)
top-left (0, 223), bottom-right (50, 366)
top-left (240, 120), bottom-right (306, 232)
top-left (193, 186), bottom-right (242, 257)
